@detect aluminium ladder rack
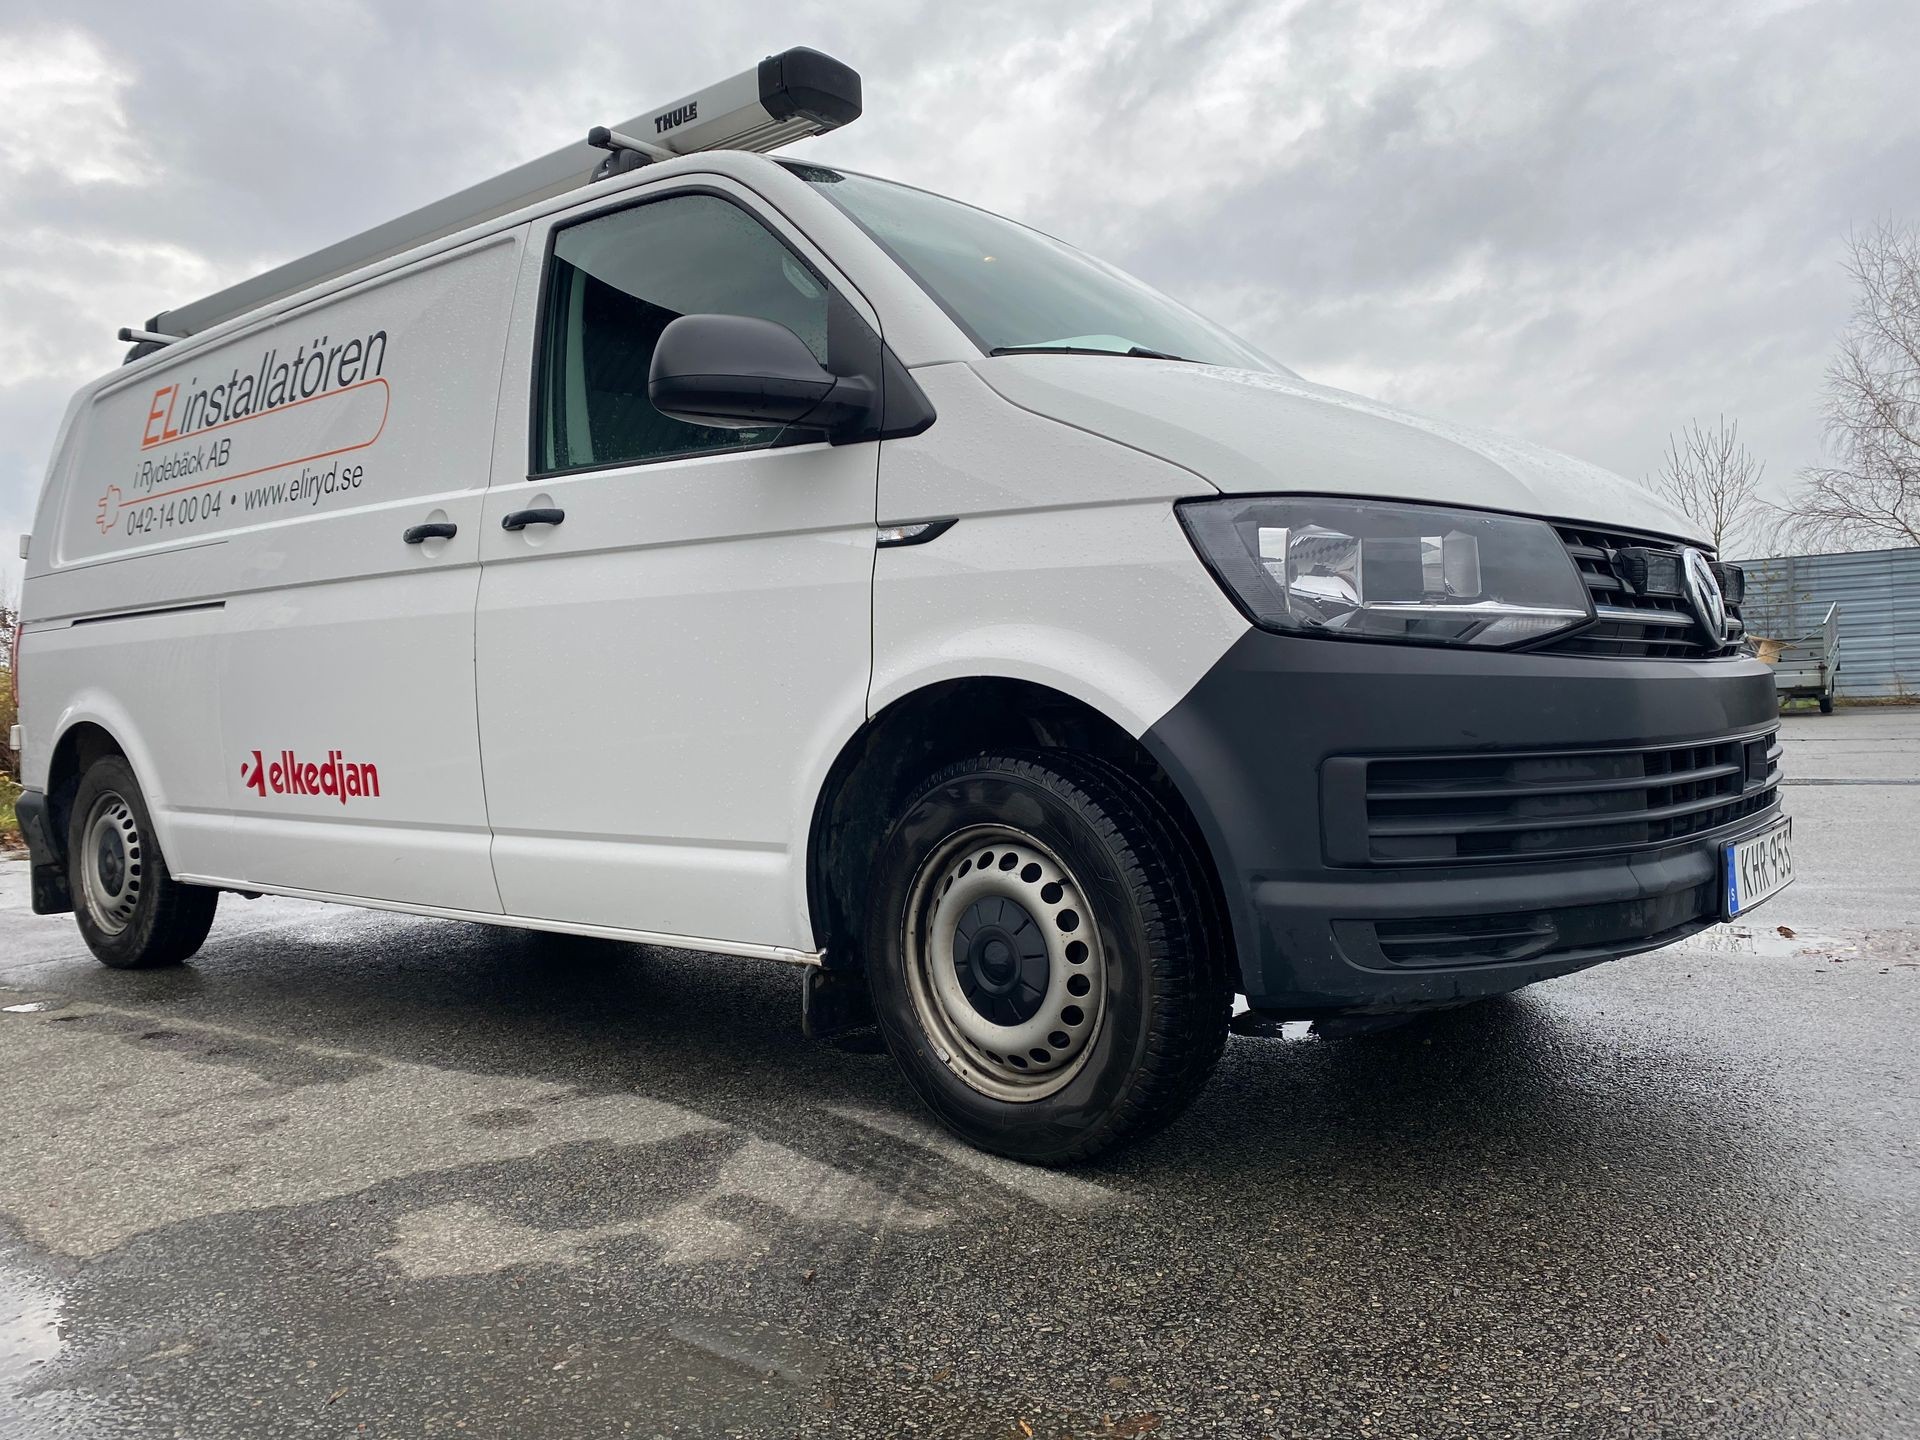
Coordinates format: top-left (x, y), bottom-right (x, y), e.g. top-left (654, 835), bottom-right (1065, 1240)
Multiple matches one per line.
top-left (130, 47), bottom-right (860, 351)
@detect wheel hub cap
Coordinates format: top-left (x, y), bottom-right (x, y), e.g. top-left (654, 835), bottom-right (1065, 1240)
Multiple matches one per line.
top-left (902, 826), bottom-right (1109, 1103)
top-left (97, 829), bottom-right (126, 893)
top-left (954, 897), bottom-right (1048, 1023)
top-left (80, 792), bottom-right (144, 936)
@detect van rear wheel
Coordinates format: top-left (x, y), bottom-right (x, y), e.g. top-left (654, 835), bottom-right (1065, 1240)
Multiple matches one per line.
top-left (67, 756), bottom-right (218, 969)
top-left (864, 752), bottom-right (1229, 1165)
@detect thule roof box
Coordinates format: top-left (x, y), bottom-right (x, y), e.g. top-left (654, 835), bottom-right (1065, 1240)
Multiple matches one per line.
top-left (127, 47), bottom-right (860, 354)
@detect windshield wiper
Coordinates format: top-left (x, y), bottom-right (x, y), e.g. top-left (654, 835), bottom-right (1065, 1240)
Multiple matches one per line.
top-left (989, 344), bottom-right (1199, 363)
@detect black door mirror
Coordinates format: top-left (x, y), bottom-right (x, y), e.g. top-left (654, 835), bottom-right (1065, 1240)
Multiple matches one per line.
top-left (648, 314), bottom-right (871, 433)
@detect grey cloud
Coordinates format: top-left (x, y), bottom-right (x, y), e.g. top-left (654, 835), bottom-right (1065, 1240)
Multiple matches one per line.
top-left (1088, 0), bottom-right (1919, 493)
top-left (3, 0), bottom-right (1916, 593)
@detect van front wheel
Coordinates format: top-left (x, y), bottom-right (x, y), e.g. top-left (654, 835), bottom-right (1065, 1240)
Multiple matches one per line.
top-left (67, 756), bottom-right (218, 969)
top-left (865, 752), bottom-right (1229, 1165)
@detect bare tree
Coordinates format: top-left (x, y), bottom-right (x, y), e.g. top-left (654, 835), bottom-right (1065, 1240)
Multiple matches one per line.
top-left (1647, 415), bottom-right (1770, 557)
top-left (1781, 219), bottom-right (1920, 551)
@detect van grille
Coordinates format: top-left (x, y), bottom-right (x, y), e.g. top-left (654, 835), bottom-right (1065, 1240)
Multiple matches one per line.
top-left (1351, 729), bottom-right (1782, 866)
top-left (1544, 526), bottom-right (1741, 660)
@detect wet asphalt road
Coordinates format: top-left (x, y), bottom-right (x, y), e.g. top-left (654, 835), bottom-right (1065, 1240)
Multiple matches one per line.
top-left (1, 709), bottom-right (1916, 1439)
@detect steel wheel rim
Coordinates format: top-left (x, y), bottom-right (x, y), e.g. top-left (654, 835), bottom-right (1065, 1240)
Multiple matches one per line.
top-left (902, 824), bottom-right (1108, 1102)
top-left (81, 791), bottom-right (144, 936)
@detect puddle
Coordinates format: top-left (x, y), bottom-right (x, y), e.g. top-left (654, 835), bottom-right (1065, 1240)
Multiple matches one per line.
top-left (0, 1250), bottom-right (153, 1434)
top-left (2, 1002), bottom-right (63, 1015)
top-left (0, 1265), bottom-right (65, 1392)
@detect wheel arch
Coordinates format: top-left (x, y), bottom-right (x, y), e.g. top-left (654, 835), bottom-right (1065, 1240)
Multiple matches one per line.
top-left (41, 717), bottom-right (138, 864)
top-left (806, 675), bottom-right (1240, 985)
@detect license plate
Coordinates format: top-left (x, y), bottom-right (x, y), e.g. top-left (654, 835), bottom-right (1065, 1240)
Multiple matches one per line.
top-left (1725, 816), bottom-right (1794, 918)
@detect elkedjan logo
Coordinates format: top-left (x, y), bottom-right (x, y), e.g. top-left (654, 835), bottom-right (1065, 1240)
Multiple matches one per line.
top-left (242, 749), bottom-right (381, 804)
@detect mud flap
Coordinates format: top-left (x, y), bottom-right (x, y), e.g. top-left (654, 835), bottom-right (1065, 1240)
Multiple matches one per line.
top-left (15, 790), bottom-right (74, 916)
top-left (801, 967), bottom-right (884, 1053)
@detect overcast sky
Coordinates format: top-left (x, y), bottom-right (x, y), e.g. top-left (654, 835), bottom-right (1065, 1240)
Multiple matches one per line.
top-left (3, 0), bottom-right (1916, 593)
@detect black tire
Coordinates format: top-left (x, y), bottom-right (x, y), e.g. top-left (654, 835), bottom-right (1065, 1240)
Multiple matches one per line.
top-left (67, 754), bottom-right (218, 969)
top-left (864, 751), bottom-right (1230, 1165)
top-left (1819, 691), bottom-right (1835, 714)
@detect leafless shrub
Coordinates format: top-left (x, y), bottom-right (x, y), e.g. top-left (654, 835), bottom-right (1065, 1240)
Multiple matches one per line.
top-left (1647, 415), bottom-right (1771, 558)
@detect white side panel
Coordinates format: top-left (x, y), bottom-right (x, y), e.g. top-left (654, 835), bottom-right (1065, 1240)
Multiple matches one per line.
top-left (23, 606), bottom-right (231, 874)
top-left (475, 445), bottom-right (875, 948)
top-left (21, 402), bottom-right (235, 866)
top-left (209, 234), bottom-right (523, 913)
top-left (870, 364), bottom-right (1249, 739)
top-left (214, 565), bottom-right (495, 909)
top-left (474, 181), bottom-right (879, 949)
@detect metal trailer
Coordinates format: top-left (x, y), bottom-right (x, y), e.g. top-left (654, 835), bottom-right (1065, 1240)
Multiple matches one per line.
top-left (1737, 545), bottom-right (1920, 705)
top-left (1761, 602), bottom-right (1842, 713)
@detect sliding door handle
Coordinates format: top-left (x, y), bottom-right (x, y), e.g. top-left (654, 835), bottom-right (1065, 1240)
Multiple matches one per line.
top-left (502, 507), bottom-right (565, 532)
top-left (403, 522), bottom-right (458, 544)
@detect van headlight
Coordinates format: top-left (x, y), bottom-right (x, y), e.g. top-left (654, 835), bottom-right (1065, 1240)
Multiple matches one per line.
top-left (1178, 496), bottom-right (1593, 648)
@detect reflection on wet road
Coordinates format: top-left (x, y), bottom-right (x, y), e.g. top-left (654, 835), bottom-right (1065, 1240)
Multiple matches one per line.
top-left (2, 710), bottom-right (1916, 1437)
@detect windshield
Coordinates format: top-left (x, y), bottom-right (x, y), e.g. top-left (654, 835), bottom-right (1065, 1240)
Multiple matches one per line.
top-left (785, 165), bottom-right (1280, 372)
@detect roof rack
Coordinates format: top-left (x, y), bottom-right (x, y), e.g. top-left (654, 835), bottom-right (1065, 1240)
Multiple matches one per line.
top-left (127, 47), bottom-right (860, 353)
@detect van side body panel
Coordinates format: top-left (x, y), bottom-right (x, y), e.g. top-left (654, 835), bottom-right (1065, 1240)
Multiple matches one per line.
top-left (209, 233), bottom-right (522, 912)
top-left (21, 417), bottom-right (235, 879)
top-left (868, 363), bottom-right (1248, 739)
top-left (32, 618), bottom-right (232, 876)
top-left (473, 174), bottom-right (885, 951)
top-left (22, 232), bottom-right (523, 912)
top-left (23, 344), bottom-right (243, 876)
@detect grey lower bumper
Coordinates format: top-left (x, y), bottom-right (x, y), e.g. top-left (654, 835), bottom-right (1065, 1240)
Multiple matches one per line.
top-left (1142, 630), bottom-right (1782, 1015)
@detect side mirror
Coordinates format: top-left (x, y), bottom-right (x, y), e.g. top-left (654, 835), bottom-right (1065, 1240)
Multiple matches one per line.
top-left (648, 314), bottom-right (871, 433)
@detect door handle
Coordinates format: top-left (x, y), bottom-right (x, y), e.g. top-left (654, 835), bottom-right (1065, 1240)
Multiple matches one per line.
top-left (501, 507), bottom-right (565, 532)
top-left (403, 521), bottom-right (458, 544)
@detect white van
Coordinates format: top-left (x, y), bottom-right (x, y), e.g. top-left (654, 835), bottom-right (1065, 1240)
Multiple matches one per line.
top-left (11, 51), bottom-right (1791, 1162)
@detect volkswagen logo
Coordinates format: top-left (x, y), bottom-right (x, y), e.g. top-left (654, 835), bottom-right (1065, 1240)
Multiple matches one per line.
top-left (1681, 547), bottom-right (1727, 642)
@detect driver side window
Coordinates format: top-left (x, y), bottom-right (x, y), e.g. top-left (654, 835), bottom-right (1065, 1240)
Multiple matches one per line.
top-left (535, 193), bottom-right (831, 474)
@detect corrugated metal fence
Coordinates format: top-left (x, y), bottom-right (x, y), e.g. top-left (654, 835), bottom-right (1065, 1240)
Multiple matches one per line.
top-left (1736, 546), bottom-right (1920, 699)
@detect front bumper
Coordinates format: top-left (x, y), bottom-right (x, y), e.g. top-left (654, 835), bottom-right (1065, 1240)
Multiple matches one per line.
top-left (14, 789), bottom-right (73, 915)
top-left (1142, 630), bottom-right (1781, 1015)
